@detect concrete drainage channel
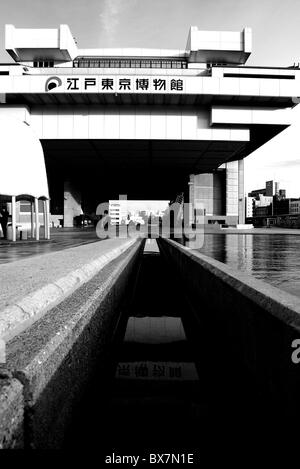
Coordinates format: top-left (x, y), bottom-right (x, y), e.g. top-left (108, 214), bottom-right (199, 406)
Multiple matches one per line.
top-left (61, 239), bottom-right (277, 455)
top-left (63, 238), bottom-right (204, 452)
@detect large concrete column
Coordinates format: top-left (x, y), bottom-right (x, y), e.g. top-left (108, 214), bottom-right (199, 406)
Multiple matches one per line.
top-left (238, 159), bottom-right (245, 225)
top-left (225, 161), bottom-right (238, 221)
top-left (63, 181), bottom-right (82, 228)
top-left (31, 201), bottom-right (35, 238)
top-left (34, 197), bottom-right (39, 241)
top-left (43, 199), bottom-right (50, 239)
top-left (11, 196), bottom-right (16, 242)
top-left (188, 175), bottom-right (195, 225)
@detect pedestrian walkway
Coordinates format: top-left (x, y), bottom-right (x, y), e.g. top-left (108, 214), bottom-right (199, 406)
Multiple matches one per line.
top-left (0, 228), bottom-right (99, 264)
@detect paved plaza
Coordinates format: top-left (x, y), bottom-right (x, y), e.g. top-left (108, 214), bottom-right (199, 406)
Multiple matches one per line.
top-left (0, 227), bottom-right (100, 264)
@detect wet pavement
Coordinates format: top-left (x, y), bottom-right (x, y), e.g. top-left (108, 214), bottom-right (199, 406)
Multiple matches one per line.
top-left (0, 228), bottom-right (99, 264)
top-left (196, 232), bottom-right (300, 298)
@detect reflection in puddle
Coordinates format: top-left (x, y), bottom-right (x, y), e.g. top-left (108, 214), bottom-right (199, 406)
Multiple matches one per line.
top-left (124, 316), bottom-right (186, 344)
top-left (196, 233), bottom-right (300, 297)
top-left (116, 316), bottom-right (199, 381)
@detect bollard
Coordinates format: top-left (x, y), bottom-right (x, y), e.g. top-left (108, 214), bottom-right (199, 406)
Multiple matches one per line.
top-left (20, 230), bottom-right (28, 241)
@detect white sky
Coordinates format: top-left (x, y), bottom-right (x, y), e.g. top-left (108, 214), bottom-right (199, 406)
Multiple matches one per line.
top-left (1, 0), bottom-right (300, 197)
top-left (244, 105), bottom-right (300, 198)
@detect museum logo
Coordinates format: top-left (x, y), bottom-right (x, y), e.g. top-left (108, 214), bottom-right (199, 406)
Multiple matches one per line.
top-left (45, 76), bottom-right (62, 92)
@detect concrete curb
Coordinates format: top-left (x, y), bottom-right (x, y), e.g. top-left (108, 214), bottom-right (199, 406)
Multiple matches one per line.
top-left (0, 238), bottom-right (137, 340)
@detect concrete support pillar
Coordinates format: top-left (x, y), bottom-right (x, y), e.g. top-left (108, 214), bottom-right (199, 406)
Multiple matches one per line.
top-left (43, 200), bottom-right (50, 240)
top-left (225, 161), bottom-right (238, 220)
top-left (11, 196), bottom-right (16, 242)
top-left (238, 159), bottom-right (245, 225)
top-left (34, 198), bottom-right (39, 241)
top-left (188, 176), bottom-right (195, 225)
top-left (46, 199), bottom-right (51, 239)
top-left (64, 181), bottom-right (82, 228)
top-left (31, 201), bottom-right (35, 238)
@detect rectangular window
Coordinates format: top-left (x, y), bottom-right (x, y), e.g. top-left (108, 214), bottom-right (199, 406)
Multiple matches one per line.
top-left (131, 60), bottom-right (140, 68)
top-left (151, 60), bottom-right (161, 68)
top-left (78, 60), bottom-right (89, 67)
top-left (20, 202), bottom-right (31, 213)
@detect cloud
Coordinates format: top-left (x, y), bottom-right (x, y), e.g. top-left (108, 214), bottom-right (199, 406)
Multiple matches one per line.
top-left (258, 159), bottom-right (300, 169)
top-left (99, 0), bottom-right (136, 40)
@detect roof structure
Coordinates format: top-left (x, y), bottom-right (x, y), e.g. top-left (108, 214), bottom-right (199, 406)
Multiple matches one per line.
top-left (0, 117), bottom-right (49, 199)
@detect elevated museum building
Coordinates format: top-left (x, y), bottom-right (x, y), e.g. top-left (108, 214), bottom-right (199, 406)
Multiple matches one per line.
top-left (0, 24), bottom-right (298, 227)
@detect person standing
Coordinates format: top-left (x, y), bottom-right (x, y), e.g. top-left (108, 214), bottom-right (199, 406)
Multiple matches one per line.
top-left (0, 207), bottom-right (9, 239)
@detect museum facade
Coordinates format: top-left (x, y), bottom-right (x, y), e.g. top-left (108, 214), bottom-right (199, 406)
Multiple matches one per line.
top-left (0, 24), bottom-right (297, 227)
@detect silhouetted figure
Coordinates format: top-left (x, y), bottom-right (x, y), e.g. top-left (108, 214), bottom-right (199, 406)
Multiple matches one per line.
top-left (0, 208), bottom-right (9, 239)
top-left (102, 210), bottom-right (111, 231)
top-left (98, 209), bottom-right (112, 238)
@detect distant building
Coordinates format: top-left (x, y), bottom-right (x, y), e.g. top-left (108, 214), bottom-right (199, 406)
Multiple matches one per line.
top-left (274, 198), bottom-right (296, 216)
top-left (255, 195), bottom-right (273, 207)
top-left (247, 194), bottom-right (274, 221)
top-left (266, 180), bottom-right (279, 197)
top-left (245, 180), bottom-right (300, 227)
top-left (254, 205), bottom-right (272, 218)
top-left (290, 200), bottom-right (300, 215)
top-left (248, 188), bottom-right (266, 198)
top-left (249, 180), bottom-right (279, 199)
top-left (278, 189), bottom-right (286, 200)
top-left (109, 199), bottom-right (128, 225)
top-left (245, 197), bottom-right (254, 218)
top-left (247, 188), bottom-right (300, 228)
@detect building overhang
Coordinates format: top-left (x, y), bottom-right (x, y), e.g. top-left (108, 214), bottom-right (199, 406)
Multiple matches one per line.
top-left (5, 24), bottom-right (78, 62)
top-left (5, 24), bottom-right (251, 66)
top-left (186, 27), bottom-right (252, 65)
